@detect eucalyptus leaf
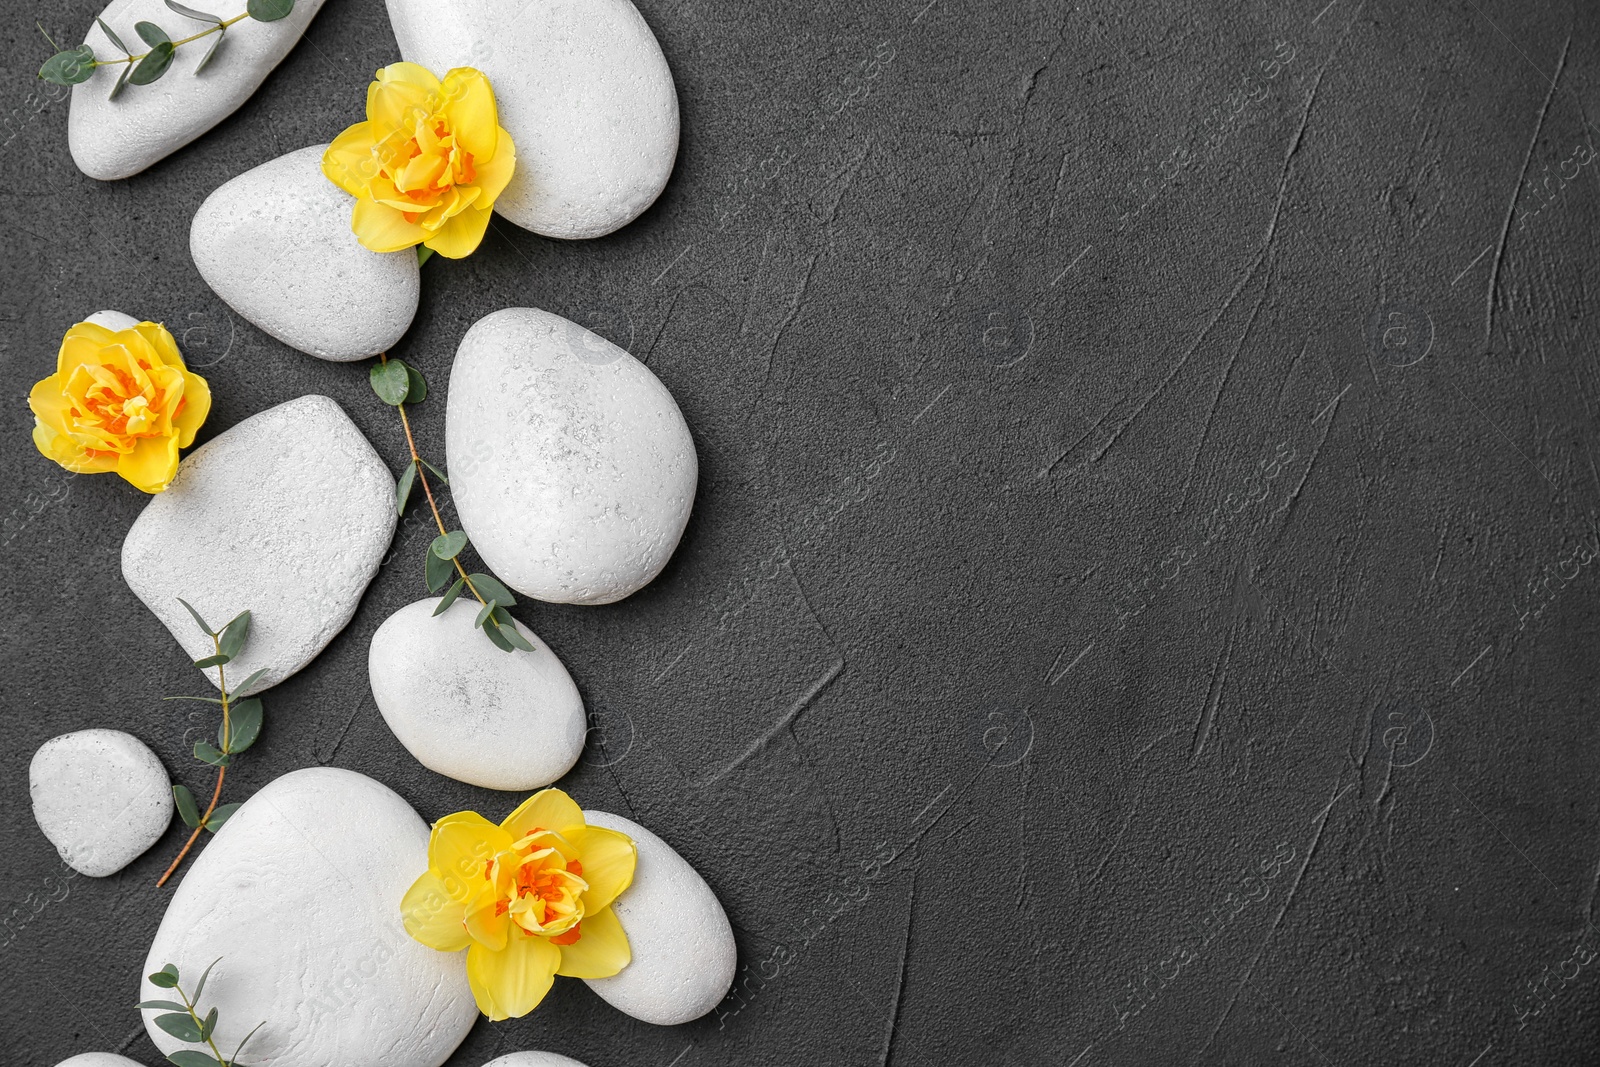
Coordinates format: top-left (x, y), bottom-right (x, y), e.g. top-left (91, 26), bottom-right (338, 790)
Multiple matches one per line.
top-left (134, 20), bottom-right (171, 46)
top-left (97, 17), bottom-right (131, 54)
top-left (420, 458), bottom-right (448, 486)
top-left (474, 599), bottom-right (498, 629)
top-left (231, 1020), bottom-right (266, 1063)
top-left (175, 598), bottom-right (215, 636)
top-left (369, 359), bottom-right (410, 406)
top-left (164, 0), bottom-right (223, 24)
top-left (168, 1052), bottom-right (224, 1067)
top-left (404, 363), bottom-right (427, 403)
top-left (467, 573), bottom-right (516, 608)
top-left (193, 957), bottom-right (221, 1002)
top-left (193, 653), bottom-right (230, 669)
top-left (425, 547), bottom-right (454, 594)
top-left (149, 969), bottom-right (180, 988)
top-left (194, 26), bottom-right (224, 73)
top-left (431, 530), bottom-right (467, 559)
top-left (109, 62), bottom-right (133, 100)
top-left (201, 1006), bottom-right (218, 1041)
top-left (193, 741), bottom-right (231, 767)
top-left (163, 695), bottom-right (223, 705)
top-left (225, 698), bottom-right (263, 753)
top-left (173, 784), bottom-right (201, 828)
top-left (227, 667), bottom-right (269, 698)
top-left (205, 803), bottom-right (241, 832)
top-left (129, 41), bottom-right (174, 84)
top-left (137, 999), bottom-right (188, 1011)
top-left (433, 577), bottom-right (466, 615)
top-left (154, 1012), bottom-right (202, 1042)
top-left (396, 460), bottom-right (417, 514)
top-left (247, 0), bottom-right (295, 21)
top-left (39, 46), bottom-right (97, 87)
top-left (480, 617), bottom-right (514, 653)
top-left (218, 610), bottom-right (251, 659)
top-left (499, 621), bottom-right (535, 653)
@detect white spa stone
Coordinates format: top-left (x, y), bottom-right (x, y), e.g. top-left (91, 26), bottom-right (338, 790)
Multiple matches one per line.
top-left (122, 394), bottom-right (396, 696)
top-left (482, 1055), bottom-right (590, 1067)
top-left (446, 308), bottom-right (697, 605)
top-left (582, 811), bottom-right (735, 1025)
top-left (386, 0), bottom-right (678, 239)
top-left (30, 729), bottom-right (172, 877)
top-left (69, 0), bottom-right (328, 181)
top-left (368, 597), bottom-right (585, 790)
top-left (191, 144), bottom-right (420, 361)
top-left (140, 767), bottom-right (477, 1067)
top-left (55, 1055), bottom-right (147, 1067)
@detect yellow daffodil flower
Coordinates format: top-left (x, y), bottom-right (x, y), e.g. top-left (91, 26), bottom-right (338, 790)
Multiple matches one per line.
top-left (401, 789), bottom-right (636, 1020)
top-left (28, 319), bottom-right (210, 494)
top-left (322, 62), bottom-right (516, 259)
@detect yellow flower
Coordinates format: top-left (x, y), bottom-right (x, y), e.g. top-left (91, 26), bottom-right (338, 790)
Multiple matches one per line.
top-left (401, 789), bottom-right (636, 1020)
top-left (28, 319), bottom-right (211, 494)
top-left (321, 62), bottom-right (516, 259)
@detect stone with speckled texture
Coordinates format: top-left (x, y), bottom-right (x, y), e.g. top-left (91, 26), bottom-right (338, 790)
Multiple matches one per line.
top-left (446, 307), bottom-right (696, 605)
top-left (480, 1055), bottom-right (590, 1067)
top-left (140, 768), bottom-right (477, 1067)
top-left (30, 729), bottom-right (171, 877)
top-left (122, 394), bottom-right (396, 695)
top-left (54, 1055), bottom-right (147, 1067)
top-left (191, 144), bottom-right (420, 362)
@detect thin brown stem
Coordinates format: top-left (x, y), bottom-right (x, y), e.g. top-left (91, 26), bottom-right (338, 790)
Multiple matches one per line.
top-left (157, 636), bottom-right (231, 888)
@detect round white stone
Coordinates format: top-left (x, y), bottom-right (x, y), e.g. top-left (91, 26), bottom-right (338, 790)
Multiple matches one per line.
top-left (368, 597), bottom-right (586, 790)
top-left (30, 730), bottom-right (172, 878)
top-left (481, 1055), bottom-right (590, 1067)
top-left (386, 0), bottom-right (678, 239)
top-left (55, 1055), bottom-right (147, 1067)
top-left (191, 144), bottom-right (420, 361)
top-left (581, 811), bottom-right (735, 1025)
top-left (446, 308), bottom-right (697, 605)
top-left (141, 767), bottom-right (477, 1067)
top-left (69, 0), bottom-right (329, 181)
top-left (122, 395), bottom-right (397, 696)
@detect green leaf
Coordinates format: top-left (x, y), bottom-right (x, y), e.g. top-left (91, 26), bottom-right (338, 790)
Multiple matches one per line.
top-left (231, 1021), bottom-right (266, 1063)
top-left (193, 653), bottom-right (230, 669)
top-left (134, 20), bottom-right (171, 46)
top-left (200, 1006), bottom-right (218, 1041)
top-left (246, 0), bottom-right (295, 21)
top-left (193, 957), bottom-right (221, 1002)
top-left (425, 547), bottom-right (454, 594)
top-left (154, 1012), bottom-right (202, 1042)
top-left (149, 964), bottom-right (180, 987)
top-left (109, 62), bottom-right (133, 100)
top-left (205, 803), bottom-right (241, 832)
top-left (164, 695), bottom-right (224, 705)
top-left (474, 598), bottom-right (498, 629)
top-left (433, 578), bottom-right (466, 615)
top-left (194, 741), bottom-right (231, 767)
top-left (129, 41), bottom-right (174, 84)
top-left (227, 668), bottom-right (269, 698)
top-left (218, 610), bottom-right (251, 659)
top-left (175, 598), bottom-right (215, 637)
top-left (499, 619), bottom-right (535, 653)
top-left (420, 458), bottom-right (448, 486)
top-left (97, 17), bottom-right (131, 54)
top-left (173, 784), bottom-right (201, 828)
top-left (405, 363), bottom-right (428, 404)
top-left (225, 698), bottom-right (263, 753)
top-left (369, 359), bottom-right (411, 406)
top-left (480, 617), bottom-right (515, 653)
top-left (396, 460), bottom-right (417, 514)
top-left (194, 26), bottom-right (225, 73)
top-left (416, 246), bottom-right (435, 267)
top-left (431, 530), bottom-right (467, 559)
top-left (137, 999), bottom-right (188, 1011)
top-left (164, 0), bottom-right (223, 24)
top-left (467, 573), bottom-right (516, 608)
top-left (40, 46), bottom-right (97, 86)
top-left (167, 1052), bottom-right (223, 1067)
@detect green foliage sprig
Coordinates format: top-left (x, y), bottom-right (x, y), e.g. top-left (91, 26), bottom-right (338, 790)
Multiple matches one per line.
top-left (370, 353), bottom-right (536, 654)
top-left (157, 600), bottom-right (269, 887)
top-left (38, 0), bottom-right (295, 100)
top-left (140, 959), bottom-right (264, 1067)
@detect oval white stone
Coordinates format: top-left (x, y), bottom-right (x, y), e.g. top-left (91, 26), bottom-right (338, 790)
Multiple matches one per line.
top-left (30, 729), bottom-right (171, 878)
top-left (122, 395), bottom-right (397, 695)
top-left (482, 1055), bottom-right (590, 1067)
top-left (368, 597), bottom-right (586, 790)
top-left (140, 767), bottom-right (477, 1067)
top-left (581, 811), bottom-right (735, 1025)
top-left (386, 0), bottom-right (678, 239)
top-left (191, 144), bottom-right (420, 361)
top-left (69, 0), bottom-right (328, 181)
top-left (55, 1055), bottom-right (147, 1067)
top-left (446, 308), bottom-right (697, 605)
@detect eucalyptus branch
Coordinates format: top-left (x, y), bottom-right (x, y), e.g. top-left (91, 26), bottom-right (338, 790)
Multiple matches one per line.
top-left (38, 0), bottom-right (295, 101)
top-left (370, 353), bottom-right (535, 654)
top-left (140, 958), bottom-right (265, 1066)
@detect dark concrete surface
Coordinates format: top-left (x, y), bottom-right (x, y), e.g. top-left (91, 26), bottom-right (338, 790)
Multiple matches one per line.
top-left (4, 0), bottom-right (1600, 1064)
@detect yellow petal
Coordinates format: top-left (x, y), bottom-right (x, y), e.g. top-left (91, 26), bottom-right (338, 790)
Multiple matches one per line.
top-left (379, 61), bottom-right (443, 94)
top-left (28, 375), bottom-right (71, 435)
top-left (567, 825), bottom-right (637, 913)
top-left (56, 322), bottom-right (116, 378)
top-left (174, 370), bottom-right (211, 448)
top-left (323, 122), bottom-right (378, 196)
top-left (423, 204), bottom-right (491, 259)
top-left (116, 434), bottom-right (180, 493)
top-left (468, 128), bottom-right (517, 204)
top-left (129, 321), bottom-right (181, 367)
top-left (32, 419), bottom-right (114, 473)
top-left (401, 871), bottom-right (471, 951)
top-left (464, 895), bottom-right (510, 951)
top-left (351, 197), bottom-right (427, 253)
top-left (466, 933), bottom-right (560, 1021)
top-left (368, 69), bottom-right (436, 133)
top-left (501, 789), bottom-right (586, 840)
top-left (553, 905), bottom-right (631, 979)
top-left (440, 68), bottom-right (499, 159)
top-left (428, 812), bottom-right (511, 896)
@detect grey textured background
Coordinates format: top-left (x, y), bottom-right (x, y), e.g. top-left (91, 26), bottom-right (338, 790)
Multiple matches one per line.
top-left (3, 0), bottom-right (1599, 1064)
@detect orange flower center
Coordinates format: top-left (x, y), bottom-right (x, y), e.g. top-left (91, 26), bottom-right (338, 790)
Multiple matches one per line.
top-left (482, 827), bottom-right (589, 943)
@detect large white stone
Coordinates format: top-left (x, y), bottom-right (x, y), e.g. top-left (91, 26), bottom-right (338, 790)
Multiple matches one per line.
top-left (122, 395), bottom-right (396, 695)
top-left (446, 308), bottom-right (697, 605)
top-left (69, 0), bottom-right (328, 181)
top-left (140, 768), bottom-right (477, 1067)
top-left (55, 1056), bottom-right (147, 1067)
top-left (368, 597), bottom-right (585, 790)
top-left (582, 811), bottom-right (735, 1025)
top-left (30, 729), bottom-right (171, 878)
top-left (482, 1056), bottom-right (589, 1067)
top-left (191, 144), bottom-right (420, 361)
top-left (386, 0), bottom-right (678, 239)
